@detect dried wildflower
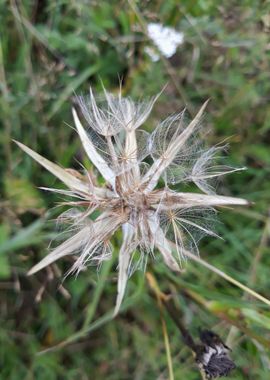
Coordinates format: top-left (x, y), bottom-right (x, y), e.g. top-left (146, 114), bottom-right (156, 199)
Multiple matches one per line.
top-left (15, 87), bottom-right (248, 314)
top-left (196, 330), bottom-right (236, 379)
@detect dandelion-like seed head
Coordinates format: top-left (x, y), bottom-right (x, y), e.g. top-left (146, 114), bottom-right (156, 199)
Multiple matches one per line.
top-left (15, 86), bottom-right (248, 314)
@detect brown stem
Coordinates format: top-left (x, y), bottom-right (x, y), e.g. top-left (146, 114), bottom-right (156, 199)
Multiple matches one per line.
top-left (162, 297), bottom-right (198, 355)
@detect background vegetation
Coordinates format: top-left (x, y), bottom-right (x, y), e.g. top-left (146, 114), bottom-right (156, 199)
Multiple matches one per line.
top-left (1, 1), bottom-right (270, 379)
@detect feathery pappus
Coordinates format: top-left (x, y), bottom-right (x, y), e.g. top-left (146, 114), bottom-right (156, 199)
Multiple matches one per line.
top-left (14, 87), bottom-right (248, 314)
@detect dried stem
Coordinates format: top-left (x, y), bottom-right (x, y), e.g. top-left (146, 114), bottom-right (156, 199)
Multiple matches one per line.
top-left (162, 296), bottom-right (198, 354)
top-left (146, 272), bottom-right (206, 379)
top-left (147, 272), bottom-right (236, 379)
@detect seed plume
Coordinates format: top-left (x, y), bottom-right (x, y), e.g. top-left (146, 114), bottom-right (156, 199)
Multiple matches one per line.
top-left (15, 87), bottom-right (248, 314)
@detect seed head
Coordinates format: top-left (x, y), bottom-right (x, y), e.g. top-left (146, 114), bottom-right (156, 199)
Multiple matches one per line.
top-left (14, 87), bottom-right (248, 314)
top-left (196, 330), bottom-right (236, 379)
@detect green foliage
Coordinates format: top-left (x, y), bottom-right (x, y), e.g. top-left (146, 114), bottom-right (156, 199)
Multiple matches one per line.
top-left (1, 0), bottom-right (270, 379)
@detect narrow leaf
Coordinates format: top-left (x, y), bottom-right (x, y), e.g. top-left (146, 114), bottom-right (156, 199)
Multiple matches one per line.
top-left (169, 241), bottom-right (270, 307)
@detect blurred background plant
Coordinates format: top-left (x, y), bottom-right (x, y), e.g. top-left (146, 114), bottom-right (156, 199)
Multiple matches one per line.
top-left (1, 0), bottom-right (270, 379)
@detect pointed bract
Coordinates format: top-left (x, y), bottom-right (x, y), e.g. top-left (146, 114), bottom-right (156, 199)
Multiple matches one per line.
top-left (14, 140), bottom-right (89, 194)
top-left (114, 223), bottom-right (137, 315)
top-left (72, 108), bottom-right (116, 187)
top-left (27, 226), bottom-right (92, 275)
top-left (142, 101), bottom-right (209, 192)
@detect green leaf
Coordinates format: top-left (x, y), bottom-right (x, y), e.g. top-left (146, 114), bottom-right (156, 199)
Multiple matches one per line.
top-left (47, 64), bottom-right (101, 120)
top-left (243, 308), bottom-right (270, 329)
top-left (0, 219), bottom-right (46, 255)
top-left (0, 224), bottom-right (11, 278)
top-left (4, 175), bottom-right (45, 213)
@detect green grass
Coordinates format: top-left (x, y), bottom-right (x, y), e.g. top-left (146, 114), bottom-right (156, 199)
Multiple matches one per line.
top-left (1, 1), bottom-right (270, 379)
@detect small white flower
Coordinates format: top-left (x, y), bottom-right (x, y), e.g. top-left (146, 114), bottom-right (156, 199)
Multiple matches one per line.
top-left (146, 23), bottom-right (184, 61)
top-left (15, 87), bottom-right (248, 315)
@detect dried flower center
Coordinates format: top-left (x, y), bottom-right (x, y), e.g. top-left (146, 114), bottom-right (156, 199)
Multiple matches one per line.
top-left (123, 190), bottom-right (148, 213)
